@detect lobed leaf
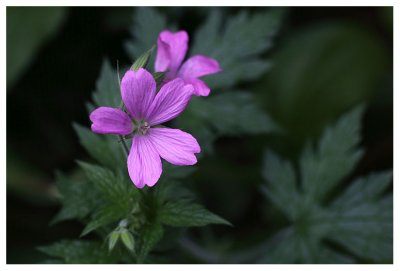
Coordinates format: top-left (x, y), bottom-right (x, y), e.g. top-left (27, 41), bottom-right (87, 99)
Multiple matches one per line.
top-left (73, 123), bottom-right (125, 173)
top-left (192, 8), bottom-right (285, 89)
top-left (51, 171), bottom-right (99, 224)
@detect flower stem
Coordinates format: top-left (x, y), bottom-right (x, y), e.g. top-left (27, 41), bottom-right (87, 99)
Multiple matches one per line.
top-left (119, 136), bottom-right (129, 157)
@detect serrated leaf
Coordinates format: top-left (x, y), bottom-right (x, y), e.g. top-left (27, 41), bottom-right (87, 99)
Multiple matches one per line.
top-left (78, 162), bottom-right (139, 236)
top-left (51, 171), bottom-right (99, 224)
top-left (81, 205), bottom-right (122, 236)
top-left (259, 106), bottom-right (393, 263)
top-left (332, 171), bottom-right (392, 208)
top-left (73, 123), bottom-right (125, 172)
top-left (137, 222), bottom-right (164, 263)
top-left (159, 200), bottom-right (231, 227)
top-left (78, 161), bottom-right (138, 206)
top-left (192, 8), bottom-right (285, 89)
top-left (120, 229), bottom-right (135, 252)
top-left (261, 151), bottom-right (301, 221)
top-left (300, 105), bottom-right (365, 203)
top-left (131, 45), bottom-right (155, 71)
top-left (178, 92), bottom-right (279, 154)
top-left (92, 59), bottom-right (121, 108)
top-left (125, 7), bottom-right (167, 67)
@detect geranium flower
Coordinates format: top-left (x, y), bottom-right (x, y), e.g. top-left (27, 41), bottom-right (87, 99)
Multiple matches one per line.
top-left (155, 30), bottom-right (222, 96)
top-left (89, 68), bottom-right (200, 188)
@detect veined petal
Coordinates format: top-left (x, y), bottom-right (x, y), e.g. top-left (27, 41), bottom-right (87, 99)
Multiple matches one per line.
top-left (146, 78), bottom-right (194, 126)
top-left (155, 30), bottom-right (188, 76)
top-left (90, 107), bottom-right (133, 135)
top-left (121, 68), bottom-right (156, 120)
top-left (127, 135), bottom-right (162, 188)
top-left (178, 55), bottom-right (222, 79)
top-left (184, 78), bottom-right (211, 97)
top-left (148, 128), bottom-right (200, 166)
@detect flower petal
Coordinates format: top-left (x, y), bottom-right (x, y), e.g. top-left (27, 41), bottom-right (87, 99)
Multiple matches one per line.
top-left (155, 30), bottom-right (189, 76)
top-left (90, 107), bottom-right (133, 135)
top-left (148, 128), bottom-right (200, 166)
top-left (127, 135), bottom-right (162, 188)
top-left (178, 55), bottom-right (222, 79)
top-left (146, 78), bottom-right (194, 126)
top-left (121, 68), bottom-right (156, 120)
top-left (184, 78), bottom-right (211, 97)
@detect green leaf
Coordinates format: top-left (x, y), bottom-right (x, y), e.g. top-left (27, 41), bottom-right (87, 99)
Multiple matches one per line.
top-left (259, 106), bottom-right (393, 263)
top-left (108, 230), bottom-right (120, 251)
top-left (300, 106), bottom-right (365, 203)
top-left (125, 7), bottom-right (167, 67)
top-left (192, 8), bottom-right (285, 89)
top-left (78, 162), bottom-right (139, 236)
top-left (261, 151), bottom-right (301, 221)
top-left (73, 123), bottom-right (125, 172)
top-left (38, 240), bottom-right (119, 264)
top-left (137, 222), bottom-right (164, 263)
top-left (120, 229), bottom-right (135, 252)
top-left (131, 45), bottom-right (155, 71)
top-left (159, 200), bottom-right (231, 227)
top-left (78, 161), bottom-right (138, 206)
top-left (331, 171), bottom-right (392, 208)
top-left (81, 205), bottom-right (122, 236)
top-left (178, 92), bottom-right (279, 154)
top-left (51, 171), bottom-right (99, 224)
top-left (91, 59), bottom-right (121, 108)
top-left (153, 71), bottom-right (166, 86)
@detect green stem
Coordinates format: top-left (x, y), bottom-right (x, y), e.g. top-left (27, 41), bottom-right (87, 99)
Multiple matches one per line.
top-left (119, 136), bottom-right (129, 157)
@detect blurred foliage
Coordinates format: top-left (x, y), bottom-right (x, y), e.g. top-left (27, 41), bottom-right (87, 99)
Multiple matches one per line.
top-left (7, 7), bottom-right (66, 88)
top-left (257, 21), bottom-right (388, 152)
top-left (259, 107), bottom-right (392, 263)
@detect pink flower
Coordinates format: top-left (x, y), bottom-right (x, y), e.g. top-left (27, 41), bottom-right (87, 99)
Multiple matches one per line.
top-left (155, 30), bottom-right (222, 97)
top-left (89, 68), bottom-right (200, 188)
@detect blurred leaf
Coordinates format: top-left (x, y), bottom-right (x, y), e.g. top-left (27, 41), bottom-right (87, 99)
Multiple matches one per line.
top-left (108, 230), bottom-right (120, 251)
top-left (259, 21), bottom-right (388, 149)
top-left (178, 92), bottom-right (279, 153)
top-left (73, 123), bottom-right (125, 173)
top-left (261, 151), bottom-right (300, 221)
top-left (131, 45), bottom-right (155, 71)
top-left (38, 240), bottom-right (119, 264)
top-left (125, 7), bottom-right (167, 67)
top-left (259, 106), bottom-right (392, 263)
top-left (137, 222), bottom-right (164, 263)
top-left (120, 229), bottom-right (135, 252)
top-left (51, 172), bottom-right (99, 224)
top-left (192, 8), bottom-right (285, 89)
top-left (300, 106), bottom-right (364, 203)
top-left (91, 59), bottom-right (121, 108)
top-left (159, 200), bottom-right (231, 227)
top-left (7, 7), bottom-right (66, 87)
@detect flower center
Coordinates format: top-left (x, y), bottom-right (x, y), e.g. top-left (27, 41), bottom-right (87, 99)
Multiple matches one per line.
top-left (140, 121), bottom-right (150, 135)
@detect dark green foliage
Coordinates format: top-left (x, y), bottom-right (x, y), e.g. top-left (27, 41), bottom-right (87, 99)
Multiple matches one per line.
top-left (259, 21), bottom-right (388, 149)
top-left (51, 172), bottom-right (99, 224)
top-left (38, 240), bottom-right (129, 264)
top-left (259, 107), bottom-right (392, 263)
top-left (192, 8), bottom-right (285, 89)
top-left (159, 200), bottom-right (231, 227)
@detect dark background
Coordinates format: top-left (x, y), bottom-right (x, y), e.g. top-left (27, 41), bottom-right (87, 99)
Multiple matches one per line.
top-left (7, 7), bottom-right (393, 263)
